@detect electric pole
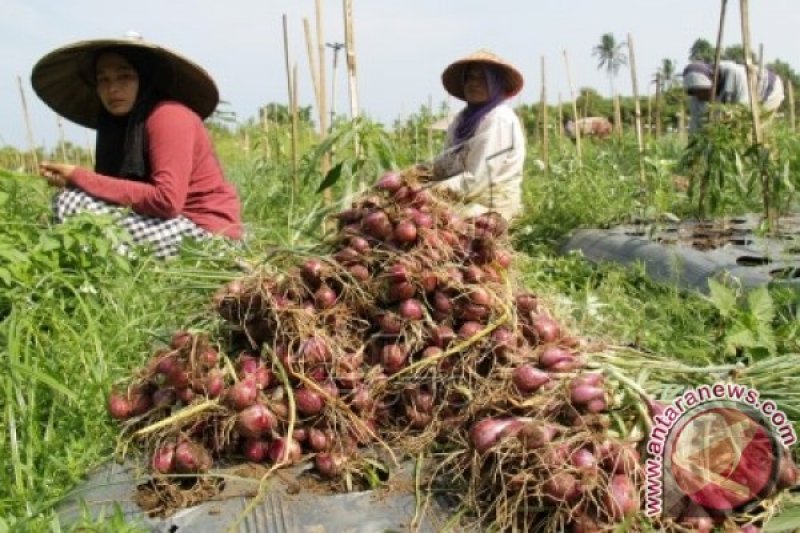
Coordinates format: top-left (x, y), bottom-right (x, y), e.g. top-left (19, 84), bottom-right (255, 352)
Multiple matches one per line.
top-left (326, 42), bottom-right (344, 130)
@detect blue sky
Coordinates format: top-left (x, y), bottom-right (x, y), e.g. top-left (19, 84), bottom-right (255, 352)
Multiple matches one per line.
top-left (1, 0), bottom-right (798, 150)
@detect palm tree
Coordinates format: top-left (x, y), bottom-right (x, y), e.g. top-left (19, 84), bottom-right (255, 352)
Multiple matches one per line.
top-left (592, 33), bottom-right (628, 97)
top-left (689, 38), bottom-right (715, 63)
top-left (654, 58), bottom-right (678, 92)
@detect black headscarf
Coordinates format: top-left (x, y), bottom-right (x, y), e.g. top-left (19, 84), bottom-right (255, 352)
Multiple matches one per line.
top-left (93, 46), bottom-right (163, 181)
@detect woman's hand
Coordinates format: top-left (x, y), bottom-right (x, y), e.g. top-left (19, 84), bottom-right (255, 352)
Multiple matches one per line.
top-left (38, 161), bottom-right (77, 187)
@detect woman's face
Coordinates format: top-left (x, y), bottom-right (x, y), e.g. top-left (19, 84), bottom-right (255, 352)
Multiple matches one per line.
top-left (463, 65), bottom-right (489, 104)
top-left (95, 52), bottom-right (139, 116)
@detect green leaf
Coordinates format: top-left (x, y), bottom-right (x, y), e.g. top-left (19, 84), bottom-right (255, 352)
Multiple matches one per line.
top-left (748, 286), bottom-right (774, 326)
top-left (7, 362), bottom-right (78, 402)
top-left (316, 162), bottom-right (344, 194)
top-left (725, 326), bottom-right (757, 351)
top-left (764, 501), bottom-right (800, 532)
top-left (706, 279), bottom-right (737, 318)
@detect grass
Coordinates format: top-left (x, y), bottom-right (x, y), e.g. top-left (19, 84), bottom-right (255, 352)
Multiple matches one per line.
top-left (1, 124), bottom-right (799, 531)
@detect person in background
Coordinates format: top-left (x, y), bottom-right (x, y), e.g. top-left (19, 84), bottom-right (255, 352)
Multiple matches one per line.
top-left (683, 60), bottom-right (784, 134)
top-left (31, 33), bottom-right (243, 258)
top-left (426, 49), bottom-right (526, 222)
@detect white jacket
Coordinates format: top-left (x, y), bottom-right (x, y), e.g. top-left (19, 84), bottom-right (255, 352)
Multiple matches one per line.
top-left (688, 61), bottom-right (785, 133)
top-left (432, 104), bottom-right (525, 221)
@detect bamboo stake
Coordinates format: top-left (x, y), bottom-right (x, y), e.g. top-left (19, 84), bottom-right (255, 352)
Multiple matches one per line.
top-left (282, 14), bottom-right (298, 189)
top-left (17, 75), bottom-right (38, 172)
top-left (646, 86), bottom-right (652, 140)
top-left (710, 0), bottom-right (728, 121)
top-left (627, 34), bottom-right (646, 186)
top-left (292, 62), bottom-right (300, 178)
top-left (313, 0), bottom-right (332, 205)
top-left (562, 50), bottom-right (582, 167)
top-left (303, 18), bottom-right (321, 114)
top-left (556, 92), bottom-right (564, 151)
top-left (342, 0), bottom-right (359, 120)
top-left (315, 0), bottom-right (329, 138)
top-left (613, 94), bottom-right (623, 140)
top-left (56, 115), bottom-right (69, 162)
top-left (788, 81), bottom-right (796, 132)
top-left (540, 56), bottom-right (549, 176)
top-left (756, 43), bottom-right (764, 95)
top-left (740, 0), bottom-right (771, 229)
top-left (654, 74), bottom-right (662, 139)
top-left (739, 0), bottom-right (762, 143)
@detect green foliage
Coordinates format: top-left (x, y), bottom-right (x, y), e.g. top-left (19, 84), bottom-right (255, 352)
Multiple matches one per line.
top-left (680, 105), bottom-right (799, 224)
top-left (679, 105), bottom-right (757, 216)
top-left (304, 116), bottom-right (397, 199)
top-left (706, 279), bottom-right (777, 359)
top-left (689, 38), bottom-right (715, 63)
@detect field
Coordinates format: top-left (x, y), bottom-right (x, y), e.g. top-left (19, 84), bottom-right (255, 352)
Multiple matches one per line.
top-left (2, 110), bottom-right (800, 531)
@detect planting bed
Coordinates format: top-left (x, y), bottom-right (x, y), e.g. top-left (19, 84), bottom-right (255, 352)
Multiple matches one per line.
top-left (57, 459), bottom-right (451, 532)
top-left (561, 214), bottom-right (800, 293)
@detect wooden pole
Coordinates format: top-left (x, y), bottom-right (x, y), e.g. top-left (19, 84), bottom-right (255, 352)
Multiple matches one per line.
top-left (646, 86), bottom-right (652, 140)
top-left (314, 1), bottom-right (332, 205)
top-left (292, 63), bottom-right (300, 164)
top-left (540, 56), bottom-right (549, 176)
top-left (788, 81), bottom-right (796, 132)
top-left (654, 73), bottom-right (662, 139)
top-left (56, 115), bottom-right (69, 162)
top-left (303, 18), bottom-right (322, 116)
top-left (627, 33), bottom-right (646, 186)
top-left (282, 14), bottom-right (298, 189)
top-left (613, 94), bottom-right (623, 140)
top-left (17, 75), bottom-right (38, 172)
top-left (739, 0), bottom-right (762, 143)
top-left (557, 92), bottom-right (564, 151)
top-left (342, 0), bottom-right (359, 120)
top-left (563, 50), bottom-right (582, 167)
top-left (740, 0), bottom-right (771, 228)
top-left (710, 0), bottom-right (728, 115)
top-left (315, 0), bottom-right (329, 138)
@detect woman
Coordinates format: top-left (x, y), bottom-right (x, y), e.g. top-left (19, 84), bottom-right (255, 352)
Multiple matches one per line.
top-left (683, 60), bottom-right (784, 134)
top-left (429, 49), bottom-right (526, 221)
top-left (31, 34), bottom-right (243, 258)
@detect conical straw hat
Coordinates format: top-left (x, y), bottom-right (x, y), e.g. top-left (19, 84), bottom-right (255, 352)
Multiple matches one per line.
top-left (31, 33), bottom-right (219, 129)
top-left (441, 49), bottom-right (524, 100)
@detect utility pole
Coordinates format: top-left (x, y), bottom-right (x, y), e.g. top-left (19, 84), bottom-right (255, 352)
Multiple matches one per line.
top-left (326, 42), bottom-right (344, 131)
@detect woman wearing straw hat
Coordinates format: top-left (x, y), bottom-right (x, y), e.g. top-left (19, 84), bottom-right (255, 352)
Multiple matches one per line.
top-left (682, 60), bottom-right (784, 134)
top-left (31, 33), bottom-right (243, 258)
top-left (427, 49), bottom-right (526, 221)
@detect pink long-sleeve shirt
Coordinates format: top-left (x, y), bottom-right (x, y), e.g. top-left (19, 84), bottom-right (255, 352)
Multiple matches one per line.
top-left (70, 101), bottom-right (243, 239)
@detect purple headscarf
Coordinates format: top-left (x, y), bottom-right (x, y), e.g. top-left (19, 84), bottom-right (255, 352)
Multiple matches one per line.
top-left (452, 64), bottom-right (506, 145)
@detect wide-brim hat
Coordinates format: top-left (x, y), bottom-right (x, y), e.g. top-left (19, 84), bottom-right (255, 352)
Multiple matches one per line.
top-left (441, 49), bottom-right (524, 100)
top-left (682, 62), bottom-right (713, 91)
top-left (31, 33), bottom-right (219, 129)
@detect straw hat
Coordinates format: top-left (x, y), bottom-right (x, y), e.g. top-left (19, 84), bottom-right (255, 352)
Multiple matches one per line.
top-left (31, 33), bottom-right (219, 129)
top-left (441, 49), bottom-right (524, 100)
